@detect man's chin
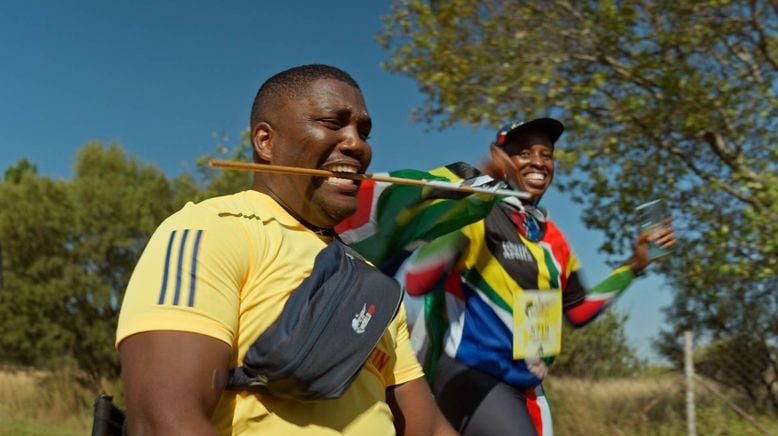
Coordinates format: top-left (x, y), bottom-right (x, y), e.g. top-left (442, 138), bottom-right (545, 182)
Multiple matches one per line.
top-left (318, 202), bottom-right (358, 228)
top-left (518, 183), bottom-right (549, 199)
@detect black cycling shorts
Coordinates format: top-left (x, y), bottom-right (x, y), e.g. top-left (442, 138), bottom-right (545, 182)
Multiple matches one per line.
top-left (432, 354), bottom-right (552, 436)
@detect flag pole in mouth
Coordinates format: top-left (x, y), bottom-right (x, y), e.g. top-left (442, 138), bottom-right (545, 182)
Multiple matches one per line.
top-left (209, 159), bottom-right (531, 199)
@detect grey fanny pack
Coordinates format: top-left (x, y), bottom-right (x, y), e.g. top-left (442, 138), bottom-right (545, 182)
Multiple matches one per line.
top-left (227, 239), bottom-right (404, 400)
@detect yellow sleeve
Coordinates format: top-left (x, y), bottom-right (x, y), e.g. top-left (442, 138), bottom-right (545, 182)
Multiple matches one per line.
top-left (116, 201), bottom-right (251, 348)
top-left (567, 251), bottom-right (582, 276)
top-left (384, 304), bottom-right (425, 387)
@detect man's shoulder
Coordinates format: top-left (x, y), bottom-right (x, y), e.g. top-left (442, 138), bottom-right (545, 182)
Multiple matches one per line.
top-left (542, 218), bottom-right (573, 249)
top-left (166, 190), bottom-right (280, 225)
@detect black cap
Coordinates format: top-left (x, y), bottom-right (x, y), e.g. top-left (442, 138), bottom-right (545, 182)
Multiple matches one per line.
top-left (493, 117), bottom-right (565, 148)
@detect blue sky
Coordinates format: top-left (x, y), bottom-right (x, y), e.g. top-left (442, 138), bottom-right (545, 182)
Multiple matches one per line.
top-left (0, 1), bottom-right (672, 361)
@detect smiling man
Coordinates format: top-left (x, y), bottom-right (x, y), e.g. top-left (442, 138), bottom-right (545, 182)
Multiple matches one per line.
top-left (116, 64), bottom-right (455, 436)
top-left (378, 118), bottom-right (679, 435)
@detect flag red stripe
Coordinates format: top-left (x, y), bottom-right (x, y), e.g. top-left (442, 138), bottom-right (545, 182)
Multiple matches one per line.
top-left (525, 387), bottom-right (543, 436)
top-left (335, 179), bottom-right (376, 233)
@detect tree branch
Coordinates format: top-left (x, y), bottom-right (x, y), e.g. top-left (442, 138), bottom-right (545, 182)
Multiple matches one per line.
top-left (749, 0), bottom-right (778, 70)
top-left (612, 103), bottom-right (763, 210)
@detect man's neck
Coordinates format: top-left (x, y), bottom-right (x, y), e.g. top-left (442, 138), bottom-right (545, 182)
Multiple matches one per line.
top-left (251, 186), bottom-right (335, 237)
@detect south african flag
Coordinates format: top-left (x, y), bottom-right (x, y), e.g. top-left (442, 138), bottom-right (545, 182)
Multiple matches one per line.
top-left (335, 162), bottom-right (500, 275)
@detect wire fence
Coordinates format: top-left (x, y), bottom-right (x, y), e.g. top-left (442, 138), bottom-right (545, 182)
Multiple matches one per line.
top-left (545, 330), bottom-right (778, 435)
top-left (404, 289), bottom-right (778, 435)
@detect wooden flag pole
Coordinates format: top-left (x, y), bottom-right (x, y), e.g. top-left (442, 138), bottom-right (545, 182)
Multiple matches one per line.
top-left (208, 159), bottom-right (530, 198)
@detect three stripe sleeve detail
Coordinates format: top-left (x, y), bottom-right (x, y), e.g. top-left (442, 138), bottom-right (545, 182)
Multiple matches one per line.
top-left (158, 229), bottom-right (203, 307)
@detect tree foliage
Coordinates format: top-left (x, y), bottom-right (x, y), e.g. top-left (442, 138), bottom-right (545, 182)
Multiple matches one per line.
top-left (3, 158), bottom-right (38, 183)
top-left (0, 137), bottom-right (254, 383)
top-left (379, 0), bottom-right (777, 407)
top-left (0, 144), bottom-right (193, 382)
top-left (554, 311), bottom-right (645, 379)
top-left (191, 129), bottom-right (253, 201)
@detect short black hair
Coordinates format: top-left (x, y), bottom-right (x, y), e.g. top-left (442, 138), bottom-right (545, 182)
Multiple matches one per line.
top-left (249, 64), bottom-right (361, 132)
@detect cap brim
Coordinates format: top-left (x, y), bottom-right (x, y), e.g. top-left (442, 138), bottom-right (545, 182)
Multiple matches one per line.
top-left (504, 117), bottom-right (564, 145)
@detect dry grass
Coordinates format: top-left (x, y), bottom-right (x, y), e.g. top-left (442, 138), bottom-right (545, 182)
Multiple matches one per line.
top-left (548, 375), bottom-right (685, 435)
top-left (0, 368), bottom-right (50, 419)
top-left (0, 365), bottom-right (120, 435)
top-left (547, 374), bottom-right (778, 435)
top-left (0, 366), bottom-right (775, 435)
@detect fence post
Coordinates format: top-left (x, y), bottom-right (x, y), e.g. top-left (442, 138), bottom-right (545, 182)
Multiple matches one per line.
top-left (684, 330), bottom-right (696, 436)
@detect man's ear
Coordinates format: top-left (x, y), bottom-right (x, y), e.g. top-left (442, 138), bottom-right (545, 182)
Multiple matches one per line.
top-left (252, 122), bottom-right (273, 162)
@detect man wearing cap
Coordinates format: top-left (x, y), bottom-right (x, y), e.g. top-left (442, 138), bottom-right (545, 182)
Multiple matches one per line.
top-left (387, 118), bottom-right (677, 435)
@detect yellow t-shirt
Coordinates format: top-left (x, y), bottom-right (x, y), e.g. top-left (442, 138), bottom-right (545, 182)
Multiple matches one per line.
top-left (116, 190), bottom-right (423, 435)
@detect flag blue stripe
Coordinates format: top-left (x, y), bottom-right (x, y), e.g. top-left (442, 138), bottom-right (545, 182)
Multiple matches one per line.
top-left (188, 230), bottom-right (203, 307)
top-left (157, 230), bottom-right (177, 304)
top-left (173, 229), bottom-right (190, 305)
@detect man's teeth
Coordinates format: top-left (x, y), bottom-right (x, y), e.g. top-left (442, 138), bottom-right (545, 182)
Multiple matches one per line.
top-left (526, 173), bottom-right (545, 181)
top-left (325, 164), bottom-right (357, 185)
top-left (327, 176), bottom-right (354, 185)
top-left (327, 164), bottom-right (357, 173)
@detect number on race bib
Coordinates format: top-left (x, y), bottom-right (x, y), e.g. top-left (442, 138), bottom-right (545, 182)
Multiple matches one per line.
top-left (512, 289), bottom-right (562, 359)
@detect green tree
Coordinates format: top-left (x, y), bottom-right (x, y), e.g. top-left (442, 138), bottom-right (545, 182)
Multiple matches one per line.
top-left (379, 0), bottom-right (777, 406)
top-left (694, 334), bottom-right (778, 412)
top-left (0, 144), bottom-right (192, 382)
top-left (192, 129), bottom-right (253, 201)
top-left (3, 157), bottom-right (37, 183)
top-left (0, 168), bottom-right (75, 367)
top-left (554, 311), bottom-right (644, 379)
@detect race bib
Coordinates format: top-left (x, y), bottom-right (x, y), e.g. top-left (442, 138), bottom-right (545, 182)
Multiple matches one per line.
top-left (512, 289), bottom-right (562, 359)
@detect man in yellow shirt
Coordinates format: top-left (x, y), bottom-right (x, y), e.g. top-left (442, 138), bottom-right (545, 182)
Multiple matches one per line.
top-left (116, 64), bottom-right (455, 436)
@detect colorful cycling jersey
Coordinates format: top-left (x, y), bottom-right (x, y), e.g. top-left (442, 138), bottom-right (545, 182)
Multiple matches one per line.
top-left (404, 199), bottom-right (638, 389)
top-left (337, 162), bottom-right (639, 390)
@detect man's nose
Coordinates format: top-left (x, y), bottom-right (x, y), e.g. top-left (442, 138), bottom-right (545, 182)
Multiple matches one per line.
top-left (339, 126), bottom-right (369, 155)
top-left (528, 152), bottom-right (544, 166)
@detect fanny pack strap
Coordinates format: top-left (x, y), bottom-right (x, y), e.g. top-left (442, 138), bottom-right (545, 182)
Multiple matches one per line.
top-left (227, 238), bottom-right (404, 399)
